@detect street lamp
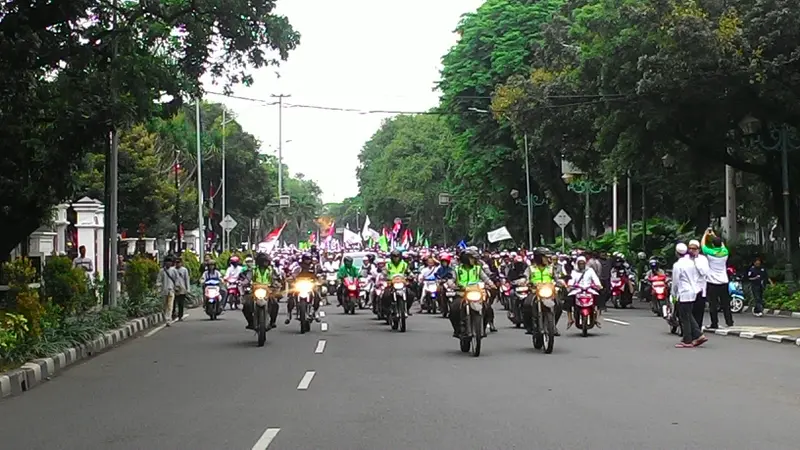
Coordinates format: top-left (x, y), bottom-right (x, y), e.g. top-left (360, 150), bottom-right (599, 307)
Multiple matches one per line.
top-left (221, 110), bottom-right (235, 251)
top-left (510, 189), bottom-right (546, 249)
top-left (740, 115), bottom-right (800, 285)
top-left (562, 174), bottom-right (607, 238)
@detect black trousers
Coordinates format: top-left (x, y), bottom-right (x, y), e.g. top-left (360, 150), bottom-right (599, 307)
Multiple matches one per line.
top-left (678, 301), bottom-right (702, 344)
top-left (692, 293), bottom-right (706, 329)
top-left (173, 294), bottom-right (186, 319)
top-left (707, 282), bottom-right (734, 327)
top-left (522, 295), bottom-right (562, 333)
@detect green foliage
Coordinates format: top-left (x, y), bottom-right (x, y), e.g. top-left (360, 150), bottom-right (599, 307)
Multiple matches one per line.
top-left (42, 256), bottom-right (90, 316)
top-left (0, 313), bottom-right (29, 355)
top-left (182, 251), bottom-right (202, 282)
top-left (356, 114), bottom-right (458, 243)
top-left (763, 284), bottom-right (800, 312)
top-left (2, 258), bottom-right (44, 338)
top-left (0, 1), bottom-right (300, 256)
top-left (124, 256), bottom-right (160, 303)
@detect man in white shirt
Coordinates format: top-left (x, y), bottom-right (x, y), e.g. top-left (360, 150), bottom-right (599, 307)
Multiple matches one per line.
top-left (688, 239), bottom-right (709, 329)
top-left (670, 243), bottom-right (707, 348)
top-left (701, 229), bottom-right (734, 328)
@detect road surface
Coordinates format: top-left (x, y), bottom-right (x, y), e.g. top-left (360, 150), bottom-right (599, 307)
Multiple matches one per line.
top-left (1, 299), bottom-right (799, 450)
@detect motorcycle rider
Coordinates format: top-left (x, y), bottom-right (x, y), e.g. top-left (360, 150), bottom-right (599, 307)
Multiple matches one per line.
top-left (223, 256), bottom-right (244, 309)
top-left (523, 250), bottom-right (562, 336)
top-left (567, 255), bottom-right (603, 328)
top-left (202, 260), bottom-right (222, 283)
top-left (382, 250), bottom-right (416, 316)
top-left (243, 253), bottom-right (280, 330)
top-left (336, 255), bottom-right (361, 305)
top-left (435, 253), bottom-right (455, 280)
top-left (450, 249), bottom-right (496, 338)
top-left (418, 256), bottom-right (441, 312)
top-left (360, 254), bottom-right (379, 306)
top-left (286, 253), bottom-right (322, 325)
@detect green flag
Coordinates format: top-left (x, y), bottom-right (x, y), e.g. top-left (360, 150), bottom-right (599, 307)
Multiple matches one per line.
top-left (423, 238), bottom-right (430, 248)
top-left (378, 234), bottom-right (389, 252)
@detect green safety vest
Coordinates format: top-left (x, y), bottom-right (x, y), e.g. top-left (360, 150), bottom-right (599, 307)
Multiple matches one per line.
top-left (253, 266), bottom-right (273, 284)
top-left (530, 265), bottom-right (554, 284)
top-left (456, 266), bottom-right (481, 287)
top-left (387, 260), bottom-right (408, 277)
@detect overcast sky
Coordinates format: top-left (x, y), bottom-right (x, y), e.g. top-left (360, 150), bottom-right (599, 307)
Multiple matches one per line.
top-left (202, 0), bottom-right (484, 203)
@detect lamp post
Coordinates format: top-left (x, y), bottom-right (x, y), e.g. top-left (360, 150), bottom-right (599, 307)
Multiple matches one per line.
top-left (438, 193), bottom-right (451, 247)
top-left (562, 176), bottom-right (607, 238)
top-left (740, 115), bottom-right (799, 285)
top-left (221, 110), bottom-right (234, 251)
top-left (510, 189), bottom-right (546, 249)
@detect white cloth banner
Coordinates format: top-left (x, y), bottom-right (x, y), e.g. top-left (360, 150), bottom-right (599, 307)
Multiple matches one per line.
top-left (361, 216), bottom-right (372, 240)
top-left (343, 228), bottom-right (362, 246)
top-left (487, 226), bottom-right (513, 243)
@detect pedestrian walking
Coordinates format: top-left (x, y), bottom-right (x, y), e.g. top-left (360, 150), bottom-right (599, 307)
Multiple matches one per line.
top-left (72, 245), bottom-right (94, 275)
top-left (687, 239), bottom-right (708, 328)
top-left (173, 257), bottom-right (190, 321)
top-left (670, 243), bottom-right (707, 348)
top-left (157, 257), bottom-right (178, 326)
top-left (747, 256), bottom-right (771, 316)
top-left (701, 228), bottom-right (734, 329)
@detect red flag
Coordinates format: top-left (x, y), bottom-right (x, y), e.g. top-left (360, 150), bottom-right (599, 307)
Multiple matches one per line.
top-left (327, 221), bottom-right (336, 237)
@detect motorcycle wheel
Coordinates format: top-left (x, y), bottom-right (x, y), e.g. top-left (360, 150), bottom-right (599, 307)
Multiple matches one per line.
top-left (582, 317), bottom-right (589, 337)
top-left (391, 318), bottom-right (399, 330)
top-left (532, 333), bottom-right (543, 349)
top-left (299, 301), bottom-right (309, 334)
top-left (612, 295), bottom-right (620, 309)
top-left (730, 297), bottom-right (744, 314)
top-left (441, 300), bottom-right (449, 318)
top-left (471, 313), bottom-right (482, 357)
top-left (543, 311), bottom-right (555, 354)
top-left (460, 338), bottom-right (470, 353)
top-left (256, 307), bottom-right (267, 347)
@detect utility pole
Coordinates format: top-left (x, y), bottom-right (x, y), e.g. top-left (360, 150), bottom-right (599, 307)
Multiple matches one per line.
top-left (196, 99), bottom-right (205, 263)
top-left (104, 0), bottom-right (120, 306)
top-left (221, 109), bottom-right (234, 251)
top-left (271, 94), bottom-right (290, 196)
top-left (174, 149), bottom-right (181, 254)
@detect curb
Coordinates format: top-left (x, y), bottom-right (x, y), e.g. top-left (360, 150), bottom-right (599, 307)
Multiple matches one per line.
top-left (702, 304), bottom-right (800, 319)
top-left (702, 326), bottom-right (800, 347)
top-left (0, 313), bottom-right (165, 401)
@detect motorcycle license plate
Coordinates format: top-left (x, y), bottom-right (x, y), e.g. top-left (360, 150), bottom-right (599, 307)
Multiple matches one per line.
top-left (445, 291), bottom-right (456, 297)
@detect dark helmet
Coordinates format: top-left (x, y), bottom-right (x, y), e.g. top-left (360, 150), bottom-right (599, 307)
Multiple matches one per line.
top-left (343, 256), bottom-right (353, 266)
top-left (256, 252), bottom-right (270, 265)
top-left (366, 253), bottom-right (376, 263)
top-left (301, 253), bottom-right (312, 263)
top-left (390, 250), bottom-right (401, 259)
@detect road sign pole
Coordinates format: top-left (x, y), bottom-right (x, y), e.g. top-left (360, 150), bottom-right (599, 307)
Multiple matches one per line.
top-left (561, 226), bottom-right (566, 253)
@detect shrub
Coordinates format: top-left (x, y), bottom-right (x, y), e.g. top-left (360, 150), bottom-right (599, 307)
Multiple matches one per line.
top-left (124, 255), bottom-right (159, 303)
top-left (182, 250), bottom-right (201, 281)
top-left (42, 256), bottom-right (89, 315)
top-left (2, 258), bottom-right (44, 337)
top-left (0, 313), bottom-right (29, 355)
top-left (120, 293), bottom-right (162, 318)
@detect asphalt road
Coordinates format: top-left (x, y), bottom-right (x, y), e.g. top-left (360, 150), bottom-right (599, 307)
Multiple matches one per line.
top-left (2, 298), bottom-right (800, 450)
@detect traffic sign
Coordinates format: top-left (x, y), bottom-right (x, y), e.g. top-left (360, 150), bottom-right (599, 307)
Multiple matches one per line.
top-left (553, 209), bottom-right (571, 228)
top-left (220, 215), bottom-right (238, 231)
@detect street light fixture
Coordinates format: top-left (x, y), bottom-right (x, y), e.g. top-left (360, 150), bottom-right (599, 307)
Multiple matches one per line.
top-left (740, 115), bottom-right (799, 286)
top-left (561, 163), bottom-right (607, 238)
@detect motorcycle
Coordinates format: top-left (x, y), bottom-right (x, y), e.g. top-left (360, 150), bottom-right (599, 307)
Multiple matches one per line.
top-left (373, 279), bottom-right (387, 318)
top-left (342, 277), bottom-right (359, 315)
top-left (571, 285), bottom-right (600, 337)
top-left (610, 271), bottom-right (632, 309)
top-left (294, 278), bottom-right (316, 334)
top-left (359, 277), bottom-right (372, 309)
top-left (459, 283), bottom-right (485, 357)
top-left (226, 280), bottom-right (241, 310)
top-left (507, 281), bottom-right (528, 328)
top-left (421, 275), bottom-right (439, 314)
top-left (648, 274), bottom-right (670, 318)
top-left (389, 275), bottom-right (408, 332)
top-left (203, 278), bottom-right (223, 320)
top-left (325, 271), bottom-right (338, 299)
top-left (441, 281), bottom-right (455, 318)
top-left (532, 282), bottom-right (556, 354)
top-left (499, 276), bottom-right (512, 310)
top-left (728, 275), bottom-right (745, 313)
top-left (252, 284), bottom-right (271, 347)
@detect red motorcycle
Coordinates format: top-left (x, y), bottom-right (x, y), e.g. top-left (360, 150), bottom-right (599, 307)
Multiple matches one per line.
top-left (342, 277), bottom-right (359, 315)
top-left (226, 279), bottom-right (241, 310)
top-left (610, 271), bottom-right (631, 309)
top-left (570, 285), bottom-right (600, 337)
top-left (648, 273), bottom-right (669, 317)
top-left (499, 277), bottom-right (512, 310)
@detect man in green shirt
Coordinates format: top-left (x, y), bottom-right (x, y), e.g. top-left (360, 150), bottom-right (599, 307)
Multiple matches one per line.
top-left (381, 250), bottom-right (416, 316)
top-left (523, 250), bottom-right (561, 336)
top-left (336, 256), bottom-right (361, 305)
top-left (243, 253), bottom-right (279, 330)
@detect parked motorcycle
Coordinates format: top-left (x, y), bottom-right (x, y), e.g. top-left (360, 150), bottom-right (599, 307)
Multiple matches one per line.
top-left (203, 279), bottom-right (223, 320)
top-left (294, 278), bottom-right (316, 334)
top-left (459, 283), bottom-right (485, 357)
top-left (532, 282), bottom-right (556, 354)
top-left (342, 277), bottom-right (359, 315)
top-left (571, 285), bottom-right (600, 337)
top-left (728, 275), bottom-right (745, 313)
top-left (252, 284), bottom-right (271, 347)
top-left (389, 275), bottom-right (408, 332)
top-left (648, 273), bottom-right (670, 317)
top-left (421, 275), bottom-right (439, 314)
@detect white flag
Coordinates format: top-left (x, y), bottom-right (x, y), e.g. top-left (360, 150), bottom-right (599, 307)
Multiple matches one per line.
top-left (361, 215), bottom-right (372, 240)
top-left (343, 228), bottom-right (362, 246)
top-left (487, 226), bottom-right (513, 243)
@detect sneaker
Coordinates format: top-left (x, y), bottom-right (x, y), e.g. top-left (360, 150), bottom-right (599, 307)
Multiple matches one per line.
top-left (675, 342), bottom-right (694, 348)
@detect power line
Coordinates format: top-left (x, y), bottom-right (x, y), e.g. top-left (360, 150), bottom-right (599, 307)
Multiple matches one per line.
top-left (204, 91), bottom-right (630, 116)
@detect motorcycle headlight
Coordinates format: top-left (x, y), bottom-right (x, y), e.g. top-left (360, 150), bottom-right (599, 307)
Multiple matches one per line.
top-left (466, 291), bottom-right (482, 302)
top-left (537, 286), bottom-right (554, 298)
top-left (205, 287), bottom-right (219, 297)
top-left (254, 288), bottom-right (268, 300)
top-left (295, 280), bottom-right (315, 294)
top-left (347, 284), bottom-right (357, 291)
top-left (393, 282), bottom-right (405, 290)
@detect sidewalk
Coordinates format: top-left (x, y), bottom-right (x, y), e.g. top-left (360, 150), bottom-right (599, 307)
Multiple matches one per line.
top-left (702, 312), bottom-right (800, 346)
